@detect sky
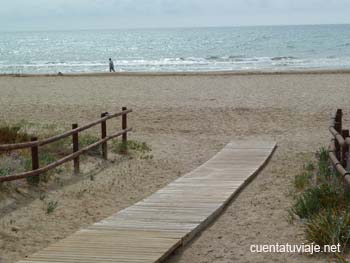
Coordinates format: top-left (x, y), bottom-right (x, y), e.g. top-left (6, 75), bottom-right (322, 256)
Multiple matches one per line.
top-left (1, 0), bottom-right (350, 31)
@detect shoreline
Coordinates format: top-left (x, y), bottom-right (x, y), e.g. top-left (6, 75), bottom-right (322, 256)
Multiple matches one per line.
top-left (2, 68), bottom-right (350, 77)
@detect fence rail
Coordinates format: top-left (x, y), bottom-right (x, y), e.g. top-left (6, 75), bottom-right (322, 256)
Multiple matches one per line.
top-left (0, 107), bottom-right (132, 183)
top-left (328, 109), bottom-right (350, 185)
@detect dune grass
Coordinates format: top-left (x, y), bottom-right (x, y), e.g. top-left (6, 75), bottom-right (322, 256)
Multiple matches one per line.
top-left (0, 122), bottom-right (151, 187)
top-left (289, 148), bottom-right (350, 256)
top-left (0, 122), bottom-right (105, 184)
top-left (0, 122), bottom-right (31, 144)
top-left (112, 139), bottom-right (153, 159)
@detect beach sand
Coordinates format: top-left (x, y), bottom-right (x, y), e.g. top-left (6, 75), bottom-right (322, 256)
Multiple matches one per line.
top-left (0, 72), bottom-right (350, 262)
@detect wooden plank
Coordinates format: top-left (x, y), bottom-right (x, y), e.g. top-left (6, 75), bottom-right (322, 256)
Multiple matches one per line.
top-left (18, 140), bottom-right (276, 263)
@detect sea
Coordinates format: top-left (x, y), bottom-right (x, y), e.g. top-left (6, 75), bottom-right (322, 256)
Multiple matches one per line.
top-left (1, 24), bottom-right (350, 74)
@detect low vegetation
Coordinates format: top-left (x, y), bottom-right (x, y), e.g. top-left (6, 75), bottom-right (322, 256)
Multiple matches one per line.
top-left (0, 122), bottom-right (72, 184)
top-left (289, 147), bottom-right (350, 258)
top-left (46, 201), bottom-right (58, 214)
top-left (0, 122), bottom-right (31, 144)
top-left (305, 209), bottom-right (350, 247)
top-left (79, 134), bottom-right (100, 155)
top-left (0, 122), bottom-right (87, 181)
top-left (293, 171), bottom-right (312, 191)
top-left (0, 122), bottom-right (152, 187)
top-left (112, 139), bottom-right (153, 159)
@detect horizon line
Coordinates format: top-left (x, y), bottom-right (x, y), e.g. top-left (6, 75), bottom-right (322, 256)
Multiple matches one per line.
top-left (1, 22), bottom-right (350, 33)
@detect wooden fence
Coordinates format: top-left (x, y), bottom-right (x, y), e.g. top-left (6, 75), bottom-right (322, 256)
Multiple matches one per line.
top-left (0, 107), bottom-right (132, 183)
top-left (328, 109), bottom-right (350, 185)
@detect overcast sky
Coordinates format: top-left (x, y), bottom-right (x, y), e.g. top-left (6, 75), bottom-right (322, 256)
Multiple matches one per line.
top-left (2, 0), bottom-right (350, 31)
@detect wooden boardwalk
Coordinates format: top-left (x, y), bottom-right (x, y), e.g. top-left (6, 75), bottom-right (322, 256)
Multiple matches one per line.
top-left (18, 140), bottom-right (276, 263)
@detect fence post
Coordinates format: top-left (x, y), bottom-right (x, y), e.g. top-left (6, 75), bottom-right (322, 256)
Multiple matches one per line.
top-left (335, 109), bottom-right (343, 159)
top-left (342, 129), bottom-right (350, 196)
top-left (343, 130), bottom-right (350, 168)
top-left (121, 107), bottom-right (128, 154)
top-left (335, 109), bottom-right (343, 132)
top-left (101, 112), bottom-right (108, 159)
top-left (30, 137), bottom-right (40, 184)
top-left (72, 123), bottom-right (80, 174)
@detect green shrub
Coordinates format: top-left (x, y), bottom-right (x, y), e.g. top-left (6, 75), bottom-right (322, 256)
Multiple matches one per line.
top-left (292, 183), bottom-right (342, 219)
top-left (39, 151), bottom-right (55, 166)
top-left (128, 140), bottom-right (151, 153)
top-left (304, 161), bottom-right (315, 172)
top-left (47, 201), bottom-right (58, 214)
top-left (294, 172), bottom-right (312, 191)
top-left (79, 134), bottom-right (99, 147)
top-left (317, 147), bottom-right (329, 164)
top-left (0, 167), bottom-right (11, 177)
top-left (316, 147), bottom-right (332, 180)
top-left (292, 187), bottom-right (322, 219)
top-left (0, 123), bottom-right (30, 144)
top-left (112, 140), bottom-right (151, 155)
top-left (23, 151), bottom-right (56, 184)
top-left (26, 174), bottom-right (40, 186)
top-left (41, 138), bottom-right (71, 157)
top-left (305, 209), bottom-right (350, 248)
top-left (289, 147), bottom-right (350, 256)
top-left (79, 134), bottom-right (100, 155)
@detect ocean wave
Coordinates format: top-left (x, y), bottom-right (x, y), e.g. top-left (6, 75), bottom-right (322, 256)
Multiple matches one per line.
top-left (0, 57), bottom-right (295, 71)
top-left (202, 55), bottom-right (302, 63)
top-left (228, 55), bottom-right (246, 59)
top-left (2, 56), bottom-right (350, 74)
top-left (271, 56), bottom-right (297, 61)
top-left (204, 55), bottom-right (264, 62)
top-left (206, 56), bottom-right (220, 61)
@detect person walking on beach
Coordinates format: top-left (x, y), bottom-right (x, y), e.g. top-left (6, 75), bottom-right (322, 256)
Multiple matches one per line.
top-left (109, 58), bottom-right (115, 72)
